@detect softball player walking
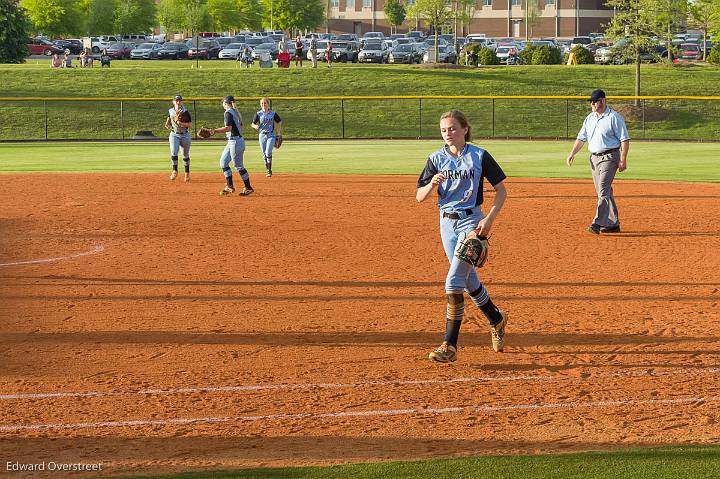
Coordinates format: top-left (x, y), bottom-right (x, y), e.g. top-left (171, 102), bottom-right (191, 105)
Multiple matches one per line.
top-left (566, 89), bottom-right (630, 234)
top-left (164, 95), bottom-right (192, 182)
top-left (204, 95), bottom-right (254, 196)
top-left (251, 97), bottom-right (282, 177)
top-left (416, 110), bottom-right (509, 363)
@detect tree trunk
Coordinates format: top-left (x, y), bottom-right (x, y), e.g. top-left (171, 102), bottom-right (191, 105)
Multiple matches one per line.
top-left (635, 52), bottom-right (640, 107)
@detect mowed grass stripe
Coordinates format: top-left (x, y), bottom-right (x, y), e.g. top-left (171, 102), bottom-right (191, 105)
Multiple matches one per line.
top-left (116, 445), bottom-right (720, 479)
top-left (0, 140), bottom-right (718, 182)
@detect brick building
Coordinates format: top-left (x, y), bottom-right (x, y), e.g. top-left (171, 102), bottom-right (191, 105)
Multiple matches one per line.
top-left (327, 0), bottom-right (614, 38)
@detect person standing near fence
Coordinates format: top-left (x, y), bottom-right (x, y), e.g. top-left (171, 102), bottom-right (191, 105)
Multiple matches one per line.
top-left (309, 34), bottom-right (318, 68)
top-left (325, 41), bottom-right (333, 68)
top-left (294, 36), bottom-right (304, 67)
top-left (566, 89), bottom-right (630, 234)
top-left (251, 97), bottom-right (282, 177)
top-left (416, 109), bottom-right (509, 363)
top-left (163, 95), bottom-right (192, 182)
top-left (204, 95), bottom-right (254, 196)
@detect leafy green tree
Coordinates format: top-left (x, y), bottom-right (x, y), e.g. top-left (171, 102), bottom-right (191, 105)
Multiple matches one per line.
top-left (653, 0), bottom-right (687, 62)
top-left (455, 0), bottom-right (475, 36)
top-left (416, 0), bottom-right (453, 62)
top-left (384, 0), bottom-right (406, 34)
top-left (208, 0), bottom-right (242, 31)
top-left (21, 0), bottom-right (83, 37)
top-left (405, 3), bottom-right (422, 31)
top-left (688, 0), bottom-right (720, 60)
top-left (185, 0), bottom-right (213, 33)
top-left (524, 0), bottom-right (541, 39)
top-left (271, 0), bottom-right (324, 33)
top-left (0, 0), bottom-right (31, 63)
top-left (86, 0), bottom-right (116, 35)
top-left (531, 44), bottom-right (562, 64)
top-left (238, 0), bottom-right (264, 31)
top-left (157, 0), bottom-right (185, 34)
top-left (604, 0), bottom-right (666, 103)
top-left (478, 46), bottom-right (499, 65)
top-left (114, 0), bottom-right (156, 35)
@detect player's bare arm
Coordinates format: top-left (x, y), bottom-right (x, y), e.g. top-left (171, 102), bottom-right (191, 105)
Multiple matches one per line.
top-left (566, 139), bottom-right (585, 166)
top-left (416, 173), bottom-right (445, 202)
top-left (164, 117), bottom-right (171, 129)
top-left (471, 180), bottom-right (507, 238)
top-left (619, 140), bottom-right (629, 172)
top-left (211, 125), bottom-right (232, 135)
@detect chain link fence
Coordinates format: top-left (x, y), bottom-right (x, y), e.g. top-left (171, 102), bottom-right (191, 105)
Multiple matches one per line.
top-left (1, 96), bottom-right (719, 141)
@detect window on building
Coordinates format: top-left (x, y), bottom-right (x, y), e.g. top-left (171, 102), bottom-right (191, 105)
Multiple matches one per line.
top-left (511, 0), bottom-right (521, 5)
top-left (545, 0), bottom-right (555, 4)
top-left (331, 0), bottom-right (339, 6)
top-left (406, 0), bottom-right (415, 4)
top-left (363, 0), bottom-right (371, 7)
top-left (347, 0), bottom-right (355, 7)
top-left (483, 0), bottom-right (492, 5)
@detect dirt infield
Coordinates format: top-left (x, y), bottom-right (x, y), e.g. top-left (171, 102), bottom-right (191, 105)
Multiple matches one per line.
top-left (1, 173), bottom-right (719, 478)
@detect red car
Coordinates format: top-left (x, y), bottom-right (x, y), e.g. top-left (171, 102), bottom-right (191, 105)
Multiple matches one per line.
top-left (679, 43), bottom-right (702, 61)
top-left (27, 38), bottom-right (63, 56)
top-left (188, 39), bottom-right (222, 60)
top-left (105, 42), bottom-right (134, 59)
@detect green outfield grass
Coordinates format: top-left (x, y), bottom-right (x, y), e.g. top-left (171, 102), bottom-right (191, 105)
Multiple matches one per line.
top-left (118, 445), bottom-right (720, 479)
top-left (1, 140), bottom-right (718, 182)
top-left (1, 62), bottom-right (720, 141)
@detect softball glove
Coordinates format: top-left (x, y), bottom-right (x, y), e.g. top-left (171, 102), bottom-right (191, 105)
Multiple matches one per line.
top-left (455, 235), bottom-right (489, 267)
top-left (197, 127), bottom-right (213, 139)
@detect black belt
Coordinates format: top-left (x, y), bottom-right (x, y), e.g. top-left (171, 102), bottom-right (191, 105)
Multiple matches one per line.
top-left (594, 147), bottom-right (619, 156)
top-left (443, 209), bottom-right (474, 219)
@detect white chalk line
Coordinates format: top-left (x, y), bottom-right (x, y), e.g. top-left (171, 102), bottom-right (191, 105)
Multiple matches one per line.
top-left (0, 374), bottom-right (550, 400)
top-left (0, 245), bottom-right (104, 267)
top-left (2, 395), bottom-right (718, 432)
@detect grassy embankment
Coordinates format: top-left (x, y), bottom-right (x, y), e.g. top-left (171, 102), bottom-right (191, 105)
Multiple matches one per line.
top-left (1, 62), bottom-right (719, 140)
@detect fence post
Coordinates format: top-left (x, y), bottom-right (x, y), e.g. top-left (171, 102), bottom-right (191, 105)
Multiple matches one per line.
top-left (492, 99), bottom-right (495, 137)
top-left (419, 98), bottom-right (422, 139)
top-left (341, 99), bottom-right (345, 139)
top-left (642, 99), bottom-right (646, 138)
top-left (120, 100), bottom-right (125, 140)
top-left (44, 100), bottom-right (48, 140)
top-left (193, 100), bottom-right (198, 138)
top-left (565, 99), bottom-right (569, 139)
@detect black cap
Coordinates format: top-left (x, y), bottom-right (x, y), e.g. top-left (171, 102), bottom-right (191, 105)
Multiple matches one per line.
top-left (173, 95), bottom-right (183, 101)
top-left (223, 95), bottom-right (235, 103)
top-left (588, 89), bottom-right (606, 102)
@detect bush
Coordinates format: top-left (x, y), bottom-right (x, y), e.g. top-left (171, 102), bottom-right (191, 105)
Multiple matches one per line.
top-left (519, 44), bottom-right (537, 65)
top-left (460, 43), bottom-right (480, 66)
top-left (567, 45), bottom-right (594, 64)
top-left (478, 47), bottom-right (499, 65)
top-left (708, 45), bottom-right (720, 65)
top-left (532, 45), bottom-right (563, 65)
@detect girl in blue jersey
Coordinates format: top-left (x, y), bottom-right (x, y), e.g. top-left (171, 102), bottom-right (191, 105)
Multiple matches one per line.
top-left (416, 109), bottom-right (509, 363)
top-left (251, 97), bottom-right (282, 177)
top-left (205, 95), bottom-right (254, 196)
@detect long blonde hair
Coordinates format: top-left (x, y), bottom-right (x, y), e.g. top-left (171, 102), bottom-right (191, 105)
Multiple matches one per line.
top-left (440, 109), bottom-right (472, 142)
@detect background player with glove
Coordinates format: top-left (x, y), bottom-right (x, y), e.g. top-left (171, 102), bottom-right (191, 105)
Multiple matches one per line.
top-left (163, 95), bottom-right (192, 182)
top-left (416, 109), bottom-right (509, 363)
top-left (251, 97), bottom-right (282, 177)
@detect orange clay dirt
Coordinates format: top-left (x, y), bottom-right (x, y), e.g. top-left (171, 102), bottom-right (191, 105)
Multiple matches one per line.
top-left (1, 173), bottom-right (719, 478)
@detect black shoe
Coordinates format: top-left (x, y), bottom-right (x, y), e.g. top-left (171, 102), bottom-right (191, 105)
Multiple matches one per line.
top-left (587, 224), bottom-right (600, 235)
top-left (600, 225), bottom-right (621, 233)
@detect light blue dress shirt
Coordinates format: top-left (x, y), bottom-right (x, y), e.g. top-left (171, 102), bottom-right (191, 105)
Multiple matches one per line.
top-left (577, 106), bottom-right (630, 154)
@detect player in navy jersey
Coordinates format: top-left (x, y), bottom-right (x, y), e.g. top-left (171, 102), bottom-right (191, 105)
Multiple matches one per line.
top-left (416, 109), bottom-right (509, 363)
top-left (251, 97), bottom-right (282, 177)
top-left (204, 95), bottom-right (254, 196)
top-left (164, 95), bottom-right (192, 182)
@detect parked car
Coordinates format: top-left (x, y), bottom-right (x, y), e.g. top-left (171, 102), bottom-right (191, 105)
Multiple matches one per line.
top-left (406, 31), bottom-right (426, 41)
top-left (325, 40), bottom-right (358, 62)
top-left (156, 42), bottom-right (190, 60)
top-left (251, 42), bottom-right (279, 61)
top-left (244, 36), bottom-right (270, 49)
top-left (594, 38), bottom-right (668, 64)
top-left (215, 36), bottom-right (236, 47)
top-left (679, 42), bottom-right (702, 60)
top-left (188, 39), bottom-right (222, 59)
top-left (358, 40), bottom-right (390, 63)
top-left (218, 43), bottom-right (246, 59)
top-left (54, 38), bottom-right (83, 54)
top-left (130, 42), bottom-right (163, 59)
top-left (495, 46), bottom-right (519, 64)
top-left (121, 34), bottom-right (147, 45)
top-left (388, 43), bottom-right (421, 64)
top-left (83, 36), bottom-right (119, 53)
top-left (570, 36), bottom-right (593, 50)
top-left (27, 38), bottom-right (63, 56)
top-left (105, 42), bottom-right (134, 59)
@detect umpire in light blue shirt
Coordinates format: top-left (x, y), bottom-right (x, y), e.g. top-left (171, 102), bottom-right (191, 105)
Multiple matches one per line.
top-left (566, 89), bottom-right (630, 234)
